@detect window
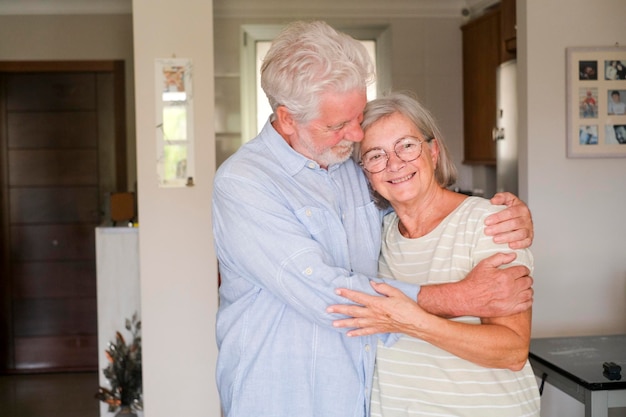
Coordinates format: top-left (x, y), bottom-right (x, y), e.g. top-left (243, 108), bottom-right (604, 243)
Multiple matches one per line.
top-left (241, 24), bottom-right (391, 142)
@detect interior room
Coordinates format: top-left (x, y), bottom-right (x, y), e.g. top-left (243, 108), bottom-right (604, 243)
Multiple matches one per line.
top-left (0, 0), bottom-right (624, 416)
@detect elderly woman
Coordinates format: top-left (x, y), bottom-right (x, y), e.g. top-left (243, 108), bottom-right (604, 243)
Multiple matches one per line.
top-left (329, 92), bottom-right (540, 417)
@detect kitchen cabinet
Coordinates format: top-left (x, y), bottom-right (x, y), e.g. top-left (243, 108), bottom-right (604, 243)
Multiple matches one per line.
top-left (461, 1), bottom-right (517, 166)
top-left (500, 0), bottom-right (517, 63)
top-left (461, 7), bottom-right (500, 165)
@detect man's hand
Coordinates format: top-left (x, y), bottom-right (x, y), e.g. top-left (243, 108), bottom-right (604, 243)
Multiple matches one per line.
top-left (486, 192), bottom-right (533, 249)
top-left (418, 252), bottom-right (533, 318)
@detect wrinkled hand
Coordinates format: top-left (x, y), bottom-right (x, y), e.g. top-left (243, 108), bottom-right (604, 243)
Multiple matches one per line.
top-left (450, 252), bottom-right (533, 317)
top-left (486, 192), bottom-right (534, 249)
top-left (328, 282), bottom-right (427, 337)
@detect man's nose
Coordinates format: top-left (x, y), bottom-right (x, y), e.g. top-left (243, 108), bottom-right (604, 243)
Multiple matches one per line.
top-left (343, 119), bottom-right (364, 142)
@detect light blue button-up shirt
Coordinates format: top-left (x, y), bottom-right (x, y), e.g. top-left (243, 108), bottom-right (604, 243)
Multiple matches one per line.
top-left (212, 120), bottom-right (420, 417)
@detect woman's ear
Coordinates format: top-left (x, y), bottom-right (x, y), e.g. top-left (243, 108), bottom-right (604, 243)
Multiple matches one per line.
top-left (429, 138), bottom-right (440, 168)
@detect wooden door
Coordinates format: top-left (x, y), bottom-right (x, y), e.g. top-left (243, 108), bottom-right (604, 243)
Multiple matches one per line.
top-left (0, 61), bottom-right (127, 373)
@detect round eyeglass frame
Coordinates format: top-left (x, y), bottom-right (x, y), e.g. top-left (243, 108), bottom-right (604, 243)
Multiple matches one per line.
top-left (359, 136), bottom-right (425, 174)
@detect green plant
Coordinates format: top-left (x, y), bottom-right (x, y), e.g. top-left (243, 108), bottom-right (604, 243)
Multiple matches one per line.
top-left (95, 313), bottom-right (143, 412)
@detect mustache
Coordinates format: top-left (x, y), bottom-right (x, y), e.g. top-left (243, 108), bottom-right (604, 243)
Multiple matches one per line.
top-left (336, 140), bottom-right (354, 150)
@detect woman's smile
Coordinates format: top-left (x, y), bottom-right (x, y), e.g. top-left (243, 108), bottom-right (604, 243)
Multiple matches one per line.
top-left (388, 172), bottom-right (416, 184)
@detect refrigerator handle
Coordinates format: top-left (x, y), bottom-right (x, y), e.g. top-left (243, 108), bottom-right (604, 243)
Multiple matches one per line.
top-left (492, 126), bottom-right (505, 141)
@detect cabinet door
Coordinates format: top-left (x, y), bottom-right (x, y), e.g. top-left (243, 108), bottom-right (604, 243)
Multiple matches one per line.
top-left (500, 0), bottom-right (517, 62)
top-left (462, 9), bottom-right (500, 165)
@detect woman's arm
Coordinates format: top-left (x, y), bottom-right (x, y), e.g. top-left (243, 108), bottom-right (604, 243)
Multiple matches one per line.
top-left (328, 281), bottom-right (531, 370)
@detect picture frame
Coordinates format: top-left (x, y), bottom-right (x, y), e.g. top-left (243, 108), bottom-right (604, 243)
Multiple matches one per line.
top-left (566, 46), bottom-right (626, 158)
top-left (154, 58), bottom-right (195, 187)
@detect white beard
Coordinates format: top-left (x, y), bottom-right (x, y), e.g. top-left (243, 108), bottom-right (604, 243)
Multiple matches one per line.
top-left (296, 126), bottom-right (355, 167)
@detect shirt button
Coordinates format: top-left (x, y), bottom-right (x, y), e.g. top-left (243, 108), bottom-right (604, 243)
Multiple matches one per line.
top-left (305, 209), bottom-right (312, 217)
top-left (308, 162), bottom-right (315, 169)
top-left (364, 344), bottom-right (371, 352)
top-left (304, 267), bottom-right (313, 276)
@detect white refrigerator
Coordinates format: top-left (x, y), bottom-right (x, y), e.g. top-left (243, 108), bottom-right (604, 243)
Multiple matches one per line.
top-left (494, 59), bottom-right (518, 194)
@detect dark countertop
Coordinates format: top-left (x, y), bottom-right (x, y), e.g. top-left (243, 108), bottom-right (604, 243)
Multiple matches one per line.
top-left (530, 334), bottom-right (626, 390)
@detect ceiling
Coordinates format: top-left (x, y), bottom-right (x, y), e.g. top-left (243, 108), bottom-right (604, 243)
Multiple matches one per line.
top-left (0, 0), bottom-right (498, 18)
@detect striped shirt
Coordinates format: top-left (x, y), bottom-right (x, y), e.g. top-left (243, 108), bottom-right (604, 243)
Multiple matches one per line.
top-left (371, 197), bottom-right (540, 417)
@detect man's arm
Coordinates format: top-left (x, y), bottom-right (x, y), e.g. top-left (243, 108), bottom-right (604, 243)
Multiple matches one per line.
top-left (329, 281), bottom-right (532, 371)
top-left (416, 252), bottom-right (533, 318)
top-left (213, 169), bottom-right (420, 328)
top-left (486, 192), bottom-right (533, 250)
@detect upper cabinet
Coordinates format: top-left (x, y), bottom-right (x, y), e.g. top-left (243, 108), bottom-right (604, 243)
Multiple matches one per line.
top-left (500, 0), bottom-right (517, 63)
top-left (461, 7), bottom-right (500, 165)
top-left (461, 0), bottom-right (516, 165)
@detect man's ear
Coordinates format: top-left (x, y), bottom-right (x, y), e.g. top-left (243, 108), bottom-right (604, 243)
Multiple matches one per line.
top-left (275, 106), bottom-right (296, 135)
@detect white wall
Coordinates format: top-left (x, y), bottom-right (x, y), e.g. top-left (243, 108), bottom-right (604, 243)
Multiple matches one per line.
top-left (132, 1), bottom-right (220, 416)
top-left (520, 0), bottom-right (626, 338)
top-left (519, 0), bottom-right (626, 415)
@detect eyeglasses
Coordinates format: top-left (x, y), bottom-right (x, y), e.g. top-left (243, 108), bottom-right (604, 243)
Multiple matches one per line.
top-left (359, 136), bottom-right (425, 174)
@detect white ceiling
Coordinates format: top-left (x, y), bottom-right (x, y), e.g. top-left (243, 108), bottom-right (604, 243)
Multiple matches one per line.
top-left (0, 0), bottom-right (498, 18)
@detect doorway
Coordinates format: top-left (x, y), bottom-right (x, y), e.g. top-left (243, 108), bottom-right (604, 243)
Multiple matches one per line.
top-left (0, 61), bottom-right (127, 373)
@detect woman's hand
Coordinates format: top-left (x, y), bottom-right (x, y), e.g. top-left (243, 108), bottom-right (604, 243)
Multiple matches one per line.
top-left (486, 192), bottom-right (533, 249)
top-left (327, 281), bottom-right (428, 337)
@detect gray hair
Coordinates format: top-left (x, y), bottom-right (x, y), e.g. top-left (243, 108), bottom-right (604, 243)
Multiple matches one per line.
top-left (358, 91), bottom-right (458, 209)
top-left (260, 21), bottom-right (375, 124)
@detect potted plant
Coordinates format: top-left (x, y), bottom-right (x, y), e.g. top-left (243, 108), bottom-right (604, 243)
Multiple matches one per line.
top-left (96, 313), bottom-right (143, 416)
